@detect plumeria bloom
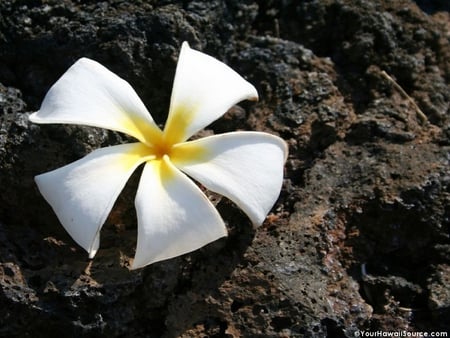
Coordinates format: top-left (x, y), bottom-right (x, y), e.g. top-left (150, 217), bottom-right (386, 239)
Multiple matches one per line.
top-left (29, 42), bottom-right (288, 269)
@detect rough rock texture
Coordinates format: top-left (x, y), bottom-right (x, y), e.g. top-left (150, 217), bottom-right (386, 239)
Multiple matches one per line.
top-left (1, 0), bottom-right (449, 337)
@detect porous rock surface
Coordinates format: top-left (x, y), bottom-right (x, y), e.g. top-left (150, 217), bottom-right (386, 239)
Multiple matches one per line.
top-left (0, 0), bottom-right (449, 337)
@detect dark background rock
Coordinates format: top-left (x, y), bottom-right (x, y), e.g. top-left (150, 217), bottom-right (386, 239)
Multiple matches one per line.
top-left (0, 0), bottom-right (449, 337)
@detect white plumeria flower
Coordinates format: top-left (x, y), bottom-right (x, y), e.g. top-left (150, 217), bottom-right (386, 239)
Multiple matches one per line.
top-left (29, 42), bottom-right (288, 269)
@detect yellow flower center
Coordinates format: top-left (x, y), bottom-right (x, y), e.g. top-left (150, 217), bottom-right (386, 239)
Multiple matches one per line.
top-left (152, 139), bottom-right (174, 159)
top-left (122, 103), bottom-right (207, 179)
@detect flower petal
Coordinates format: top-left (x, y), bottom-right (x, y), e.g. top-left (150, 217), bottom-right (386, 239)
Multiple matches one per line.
top-left (163, 42), bottom-right (258, 145)
top-left (35, 143), bottom-right (153, 257)
top-left (29, 58), bottom-right (162, 146)
top-left (132, 155), bottom-right (227, 269)
top-left (171, 132), bottom-right (288, 225)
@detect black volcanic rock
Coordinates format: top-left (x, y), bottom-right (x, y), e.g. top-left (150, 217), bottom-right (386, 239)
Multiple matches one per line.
top-left (0, 0), bottom-right (449, 336)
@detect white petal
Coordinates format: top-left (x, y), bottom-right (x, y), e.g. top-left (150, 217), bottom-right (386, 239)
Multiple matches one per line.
top-left (29, 58), bottom-right (162, 146)
top-left (132, 156), bottom-right (227, 269)
top-left (35, 143), bottom-right (152, 257)
top-left (171, 132), bottom-right (288, 225)
top-left (163, 42), bottom-right (258, 145)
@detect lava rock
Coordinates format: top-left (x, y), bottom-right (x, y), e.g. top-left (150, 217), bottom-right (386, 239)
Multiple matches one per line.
top-left (0, 0), bottom-right (449, 336)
